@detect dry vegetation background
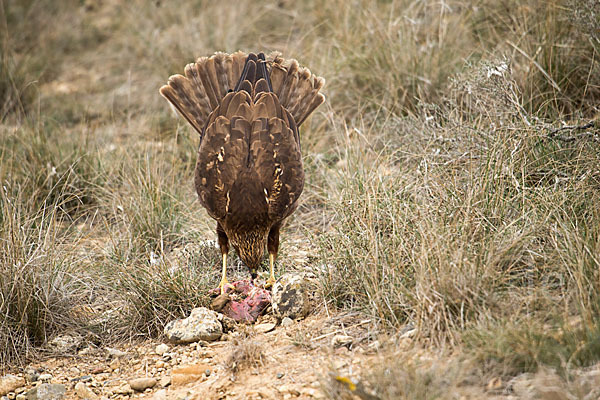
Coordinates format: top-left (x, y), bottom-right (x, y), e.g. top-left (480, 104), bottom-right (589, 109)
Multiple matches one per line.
top-left (1, 0), bottom-right (600, 396)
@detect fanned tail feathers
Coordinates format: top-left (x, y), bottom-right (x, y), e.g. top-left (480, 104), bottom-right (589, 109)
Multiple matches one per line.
top-left (159, 51), bottom-right (325, 135)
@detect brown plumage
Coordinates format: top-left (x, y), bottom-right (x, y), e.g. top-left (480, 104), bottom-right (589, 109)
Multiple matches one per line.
top-left (160, 51), bottom-right (325, 290)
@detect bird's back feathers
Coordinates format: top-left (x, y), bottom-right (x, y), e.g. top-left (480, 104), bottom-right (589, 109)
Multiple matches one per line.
top-left (160, 51), bottom-right (325, 271)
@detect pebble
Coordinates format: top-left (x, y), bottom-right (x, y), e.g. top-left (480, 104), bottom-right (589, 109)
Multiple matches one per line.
top-left (0, 375), bottom-right (26, 396)
top-left (37, 374), bottom-right (52, 383)
top-left (331, 334), bottom-right (353, 348)
top-left (24, 370), bottom-right (39, 384)
top-left (281, 317), bottom-right (294, 327)
top-left (171, 364), bottom-right (209, 387)
top-left (254, 322), bottom-right (276, 334)
top-left (74, 382), bottom-right (98, 400)
top-left (153, 389), bottom-right (167, 400)
top-left (278, 384), bottom-right (301, 396)
top-left (333, 359), bottom-right (347, 370)
top-left (128, 378), bottom-right (157, 392)
top-left (70, 376), bottom-right (91, 383)
top-left (106, 348), bottom-right (127, 358)
top-left (301, 387), bottom-right (325, 398)
top-left (158, 376), bottom-right (171, 388)
top-left (108, 359), bottom-right (120, 372)
top-left (194, 341), bottom-right (210, 349)
top-left (277, 373), bottom-right (284, 379)
top-left (114, 384), bottom-right (133, 395)
top-left (154, 344), bottom-right (169, 356)
top-left (77, 348), bottom-right (92, 356)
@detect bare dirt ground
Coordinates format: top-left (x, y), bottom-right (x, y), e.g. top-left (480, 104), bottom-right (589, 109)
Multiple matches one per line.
top-left (16, 312), bottom-right (397, 400)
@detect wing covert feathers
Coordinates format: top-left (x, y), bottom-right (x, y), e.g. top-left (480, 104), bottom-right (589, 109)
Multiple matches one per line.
top-left (159, 51), bottom-right (325, 136)
top-left (194, 89), bottom-right (303, 222)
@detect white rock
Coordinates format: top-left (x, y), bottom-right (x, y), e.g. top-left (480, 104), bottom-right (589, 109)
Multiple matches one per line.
top-left (37, 374), bottom-right (52, 383)
top-left (154, 344), bottom-right (169, 355)
top-left (164, 307), bottom-right (222, 343)
top-left (281, 317), bottom-right (294, 327)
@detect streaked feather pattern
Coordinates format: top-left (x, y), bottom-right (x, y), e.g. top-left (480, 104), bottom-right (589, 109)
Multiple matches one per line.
top-left (159, 51), bottom-right (324, 275)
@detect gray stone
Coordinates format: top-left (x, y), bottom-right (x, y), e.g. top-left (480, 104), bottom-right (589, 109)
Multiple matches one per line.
top-left (74, 383), bottom-right (98, 400)
top-left (128, 378), bottom-right (157, 392)
top-left (281, 317), bottom-right (294, 327)
top-left (25, 384), bottom-right (66, 400)
top-left (37, 375), bottom-right (51, 383)
top-left (164, 307), bottom-right (222, 343)
top-left (272, 274), bottom-right (311, 320)
top-left (0, 375), bottom-right (26, 396)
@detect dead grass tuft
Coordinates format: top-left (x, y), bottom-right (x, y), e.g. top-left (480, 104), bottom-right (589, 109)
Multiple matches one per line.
top-left (225, 329), bottom-right (265, 373)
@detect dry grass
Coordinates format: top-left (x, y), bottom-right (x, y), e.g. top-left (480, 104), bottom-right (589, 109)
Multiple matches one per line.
top-left (225, 330), bottom-right (265, 373)
top-left (1, 0), bottom-right (599, 391)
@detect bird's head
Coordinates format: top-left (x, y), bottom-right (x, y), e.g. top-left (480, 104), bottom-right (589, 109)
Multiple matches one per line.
top-left (231, 229), bottom-right (268, 279)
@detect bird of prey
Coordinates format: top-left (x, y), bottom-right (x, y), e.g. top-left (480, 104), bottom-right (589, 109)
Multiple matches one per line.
top-left (160, 51), bottom-right (325, 293)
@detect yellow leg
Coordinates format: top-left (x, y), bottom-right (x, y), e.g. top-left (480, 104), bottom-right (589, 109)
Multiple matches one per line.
top-left (218, 253), bottom-right (228, 294)
top-left (265, 253), bottom-right (276, 288)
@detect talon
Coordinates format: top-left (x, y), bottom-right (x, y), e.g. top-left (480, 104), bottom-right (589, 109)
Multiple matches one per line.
top-left (218, 278), bottom-right (229, 295)
top-left (265, 277), bottom-right (275, 289)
